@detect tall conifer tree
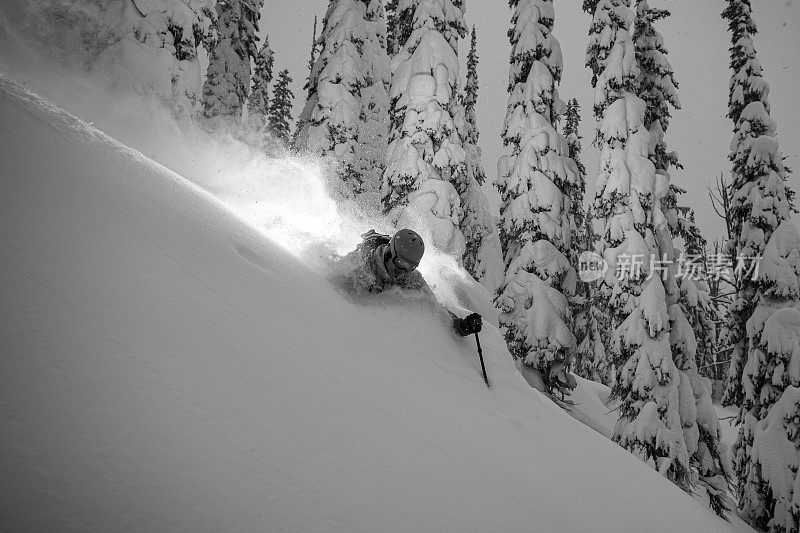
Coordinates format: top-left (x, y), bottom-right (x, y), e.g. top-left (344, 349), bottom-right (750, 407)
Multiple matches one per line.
top-left (463, 26), bottom-right (480, 148)
top-left (201, 0), bottom-right (263, 122)
top-left (739, 222), bottom-right (800, 531)
top-left (381, 0), bottom-right (468, 257)
top-left (295, 1), bottom-right (385, 198)
top-left (721, 0), bottom-right (793, 409)
top-left (719, 1), bottom-right (795, 527)
top-left (356, 0), bottom-right (392, 202)
top-left (268, 69), bottom-right (294, 143)
top-left (495, 0), bottom-right (579, 398)
top-left (293, 15), bottom-right (320, 145)
top-left (566, 98), bottom-right (610, 383)
top-left (246, 36), bottom-right (273, 124)
top-left (459, 25), bottom-right (500, 289)
top-left (634, 0), bottom-right (731, 511)
top-left (586, 0), bottom-right (690, 487)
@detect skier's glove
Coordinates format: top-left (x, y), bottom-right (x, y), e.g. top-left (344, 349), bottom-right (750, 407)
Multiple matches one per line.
top-left (464, 313), bottom-right (482, 334)
top-left (454, 313), bottom-right (482, 336)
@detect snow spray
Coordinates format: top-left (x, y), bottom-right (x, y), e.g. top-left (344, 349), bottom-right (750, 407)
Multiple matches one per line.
top-left (0, 7), bottom-right (493, 319)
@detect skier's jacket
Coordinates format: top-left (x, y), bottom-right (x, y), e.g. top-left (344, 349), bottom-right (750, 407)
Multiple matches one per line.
top-left (343, 230), bottom-right (430, 296)
top-left (342, 230), bottom-right (476, 337)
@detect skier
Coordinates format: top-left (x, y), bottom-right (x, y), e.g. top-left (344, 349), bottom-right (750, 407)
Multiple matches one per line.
top-left (342, 229), bottom-right (483, 337)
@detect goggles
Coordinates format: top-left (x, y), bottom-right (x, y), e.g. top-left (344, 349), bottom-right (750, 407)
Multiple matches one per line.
top-left (393, 255), bottom-right (417, 272)
top-left (386, 247), bottom-right (417, 272)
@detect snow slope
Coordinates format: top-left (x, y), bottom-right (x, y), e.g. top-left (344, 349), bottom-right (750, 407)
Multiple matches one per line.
top-left (0, 74), bottom-right (740, 532)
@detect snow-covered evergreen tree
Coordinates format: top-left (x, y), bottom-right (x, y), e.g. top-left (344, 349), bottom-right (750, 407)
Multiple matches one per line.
top-left (293, 15), bottom-right (320, 146)
top-left (719, 3), bottom-right (796, 526)
top-left (459, 25), bottom-right (502, 292)
top-left (668, 283), bottom-right (733, 515)
top-left (677, 257), bottom-right (732, 516)
top-left (634, 1), bottom-right (731, 510)
top-left (356, 0), bottom-right (392, 203)
top-left (663, 195), bottom-right (732, 515)
top-left (678, 210), bottom-right (721, 382)
top-left (294, 0), bottom-right (377, 197)
top-left (200, 0), bottom-right (263, 123)
top-left (586, 0), bottom-right (689, 486)
top-left (90, 0), bottom-right (216, 115)
top-left (242, 36), bottom-right (274, 149)
top-left (462, 26), bottom-right (480, 150)
top-left (672, 207), bottom-right (721, 383)
top-left (566, 98), bottom-right (610, 383)
top-left (268, 69), bottom-right (294, 143)
top-left (737, 222), bottom-right (800, 530)
top-left (633, 2), bottom-right (678, 173)
top-left (563, 100), bottom-right (587, 267)
top-left (248, 36), bottom-right (273, 119)
top-left (752, 384), bottom-right (800, 532)
top-left (581, 0), bottom-right (617, 382)
top-left (380, 0), bottom-right (468, 258)
top-left (722, 0), bottom-right (793, 413)
top-left (495, 0), bottom-right (579, 398)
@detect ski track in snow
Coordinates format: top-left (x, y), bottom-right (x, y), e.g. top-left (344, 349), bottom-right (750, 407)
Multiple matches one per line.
top-left (0, 74), bottom-right (752, 532)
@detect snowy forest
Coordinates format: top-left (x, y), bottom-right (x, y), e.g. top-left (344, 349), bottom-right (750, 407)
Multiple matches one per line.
top-left (1, 0), bottom-right (800, 531)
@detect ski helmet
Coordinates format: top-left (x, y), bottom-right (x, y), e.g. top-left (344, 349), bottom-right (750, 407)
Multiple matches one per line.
top-left (390, 229), bottom-right (425, 270)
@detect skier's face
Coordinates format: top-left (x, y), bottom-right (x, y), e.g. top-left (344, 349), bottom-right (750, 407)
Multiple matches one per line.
top-left (393, 255), bottom-right (416, 272)
top-left (385, 247), bottom-right (415, 277)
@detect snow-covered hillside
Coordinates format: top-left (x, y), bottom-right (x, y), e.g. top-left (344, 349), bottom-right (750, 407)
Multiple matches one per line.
top-left (0, 74), bottom-right (743, 532)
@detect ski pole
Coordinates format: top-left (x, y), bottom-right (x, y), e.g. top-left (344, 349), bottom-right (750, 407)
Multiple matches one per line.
top-left (474, 332), bottom-right (489, 387)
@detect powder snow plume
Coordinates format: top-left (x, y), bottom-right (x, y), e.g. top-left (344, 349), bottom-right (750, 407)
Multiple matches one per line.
top-left (215, 155), bottom-right (346, 253)
top-left (210, 148), bottom-right (483, 316)
top-left (0, 1), bottom-right (491, 316)
top-left (202, 148), bottom-right (392, 260)
top-left (0, 2), bottom-right (364, 256)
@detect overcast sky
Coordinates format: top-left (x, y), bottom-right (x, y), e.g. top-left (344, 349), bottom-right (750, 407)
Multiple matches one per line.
top-left (261, 0), bottom-right (800, 243)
